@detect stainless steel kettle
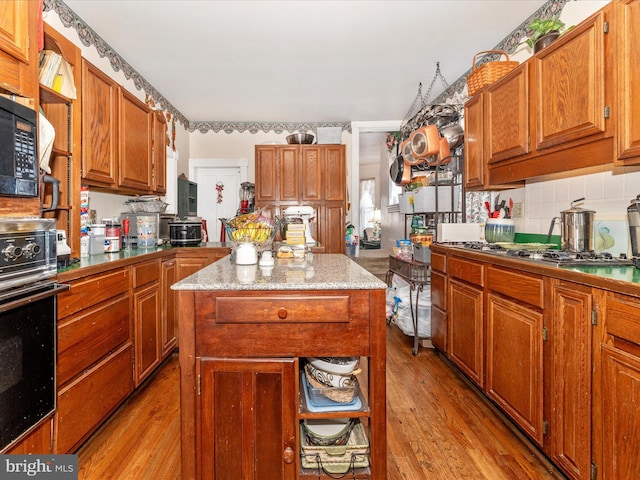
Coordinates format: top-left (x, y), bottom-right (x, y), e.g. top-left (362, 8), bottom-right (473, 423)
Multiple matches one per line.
top-left (548, 198), bottom-right (595, 252)
top-left (627, 194), bottom-right (640, 257)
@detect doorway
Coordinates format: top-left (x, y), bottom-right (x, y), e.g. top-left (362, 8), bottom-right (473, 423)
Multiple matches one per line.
top-left (189, 158), bottom-right (248, 241)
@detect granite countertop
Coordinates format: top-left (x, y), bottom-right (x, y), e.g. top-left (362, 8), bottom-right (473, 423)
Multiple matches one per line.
top-left (172, 253), bottom-right (387, 291)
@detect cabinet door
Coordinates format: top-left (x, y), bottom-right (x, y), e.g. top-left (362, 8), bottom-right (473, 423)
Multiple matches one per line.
top-left (463, 93), bottom-right (486, 190)
top-left (549, 281), bottom-right (592, 480)
top-left (534, 8), bottom-right (609, 151)
top-left (119, 90), bottom-right (153, 192)
top-left (278, 146), bottom-right (299, 201)
top-left (448, 278), bottom-right (484, 386)
top-left (153, 111), bottom-right (167, 194)
top-left (133, 282), bottom-right (161, 386)
top-left (198, 358), bottom-right (297, 480)
top-left (81, 59), bottom-right (119, 186)
top-left (485, 64), bottom-right (530, 163)
top-left (600, 345), bottom-right (640, 480)
top-left (486, 293), bottom-right (544, 446)
top-left (255, 146), bottom-right (278, 203)
top-left (319, 204), bottom-right (345, 254)
top-left (616, 0), bottom-right (640, 163)
top-left (0, 0), bottom-right (29, 63)
top-left (0, 0), bottom-right (36, 97)
top-left (323, 145), bottom-right (346, 201)
top-left (161, 259), bottom-right (177, 357)
top-left (430, 270), bottom-right (447, 352)
top-left (300, 146), bottom-right (322, 201)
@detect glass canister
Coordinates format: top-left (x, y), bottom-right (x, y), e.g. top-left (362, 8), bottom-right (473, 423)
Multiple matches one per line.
top-left (485, 218), bottom-right (516, 243)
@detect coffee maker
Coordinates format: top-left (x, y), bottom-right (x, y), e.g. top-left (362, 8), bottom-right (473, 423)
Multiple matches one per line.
top-left (627, 194), bottom-right (640, 268)
top-left (239, 182), bottom-right (255, 214)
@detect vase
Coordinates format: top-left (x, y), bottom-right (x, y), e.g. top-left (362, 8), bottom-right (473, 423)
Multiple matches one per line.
top-left (534, 31), bottom-right (561, 53)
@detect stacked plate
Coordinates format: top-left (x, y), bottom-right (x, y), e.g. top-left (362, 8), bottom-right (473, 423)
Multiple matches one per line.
top-left (304, 357), bottom-right (360, 404)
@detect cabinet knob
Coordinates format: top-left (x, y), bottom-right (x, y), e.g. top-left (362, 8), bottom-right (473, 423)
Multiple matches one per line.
top-left (283, 446), bottom-right (294, 464)
top-left (278, 307), bottom-right (288, 319)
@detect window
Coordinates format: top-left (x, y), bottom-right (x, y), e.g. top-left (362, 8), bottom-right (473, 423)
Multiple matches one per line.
top-left (359, 178), bottom-right (375, 235)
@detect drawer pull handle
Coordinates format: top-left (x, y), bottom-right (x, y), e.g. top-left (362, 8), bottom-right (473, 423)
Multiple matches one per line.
top-left (278, 307), bottom-right (288, 319)
top-left (283, 446), bottom-right (294, 464)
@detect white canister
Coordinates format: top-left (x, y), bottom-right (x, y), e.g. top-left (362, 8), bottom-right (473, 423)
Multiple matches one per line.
top-left (105, 236), bottom-right (120, 253)
top-left (80, 235), bottom-right (89, 258)
top-left (235, 242), bottom-right (258, 265)
top-left (91, 223), bottom-right (106, 236)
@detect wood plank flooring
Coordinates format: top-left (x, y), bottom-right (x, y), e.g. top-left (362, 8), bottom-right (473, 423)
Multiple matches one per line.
top-left (76, 325), bottom-right (563, 479)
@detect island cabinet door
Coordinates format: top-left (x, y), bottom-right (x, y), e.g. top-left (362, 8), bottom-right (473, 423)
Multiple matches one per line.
top-left (198, 357), bottom-right (297, 480)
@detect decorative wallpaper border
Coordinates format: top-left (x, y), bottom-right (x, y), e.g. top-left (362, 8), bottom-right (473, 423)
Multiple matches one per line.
top-left (45, 0), bottom-right (567, 135)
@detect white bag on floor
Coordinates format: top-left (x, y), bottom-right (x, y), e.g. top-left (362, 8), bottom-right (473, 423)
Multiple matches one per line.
top-left (386, 274), bottom-right (431, 338)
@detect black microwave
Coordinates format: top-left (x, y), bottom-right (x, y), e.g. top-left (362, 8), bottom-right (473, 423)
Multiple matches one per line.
top-left (0, 95), bottom-right (38, 197)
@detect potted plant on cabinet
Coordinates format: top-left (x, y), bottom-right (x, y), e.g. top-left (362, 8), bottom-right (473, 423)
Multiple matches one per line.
top-left (522, 16), bottom-right (570, 53)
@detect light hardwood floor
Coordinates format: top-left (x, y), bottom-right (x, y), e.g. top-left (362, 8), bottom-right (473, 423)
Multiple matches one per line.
top-left (77, 325), bottom-right (563, 479)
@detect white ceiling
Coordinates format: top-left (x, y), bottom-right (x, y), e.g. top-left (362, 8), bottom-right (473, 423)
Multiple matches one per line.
top-left (61, 0), bottom-right (547, 125)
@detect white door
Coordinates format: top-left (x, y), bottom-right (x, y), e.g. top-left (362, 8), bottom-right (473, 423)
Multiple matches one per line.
top-left (192, 165), bottom-right (242, 242)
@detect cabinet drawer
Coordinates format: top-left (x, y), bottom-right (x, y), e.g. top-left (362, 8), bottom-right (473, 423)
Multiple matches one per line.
top-left (58, 268), bottom-right (129, 319)
top-left (449, 257), bottom-right (484, 286)
top-left (133, 259), bottom-right (160, 288)
top-left (487, 266), bottom-right (544, 308)
top-left (55, 343), bottom-right (133, 453)
top-left (431, 270), bottom-right (446, 310)
top-left (57, 294), bottom-right (130, 387)
top-left (195, 290), bottom-right (373, 357)
top-left (605, 294), bottom-right (640, 346)
top-left (431, 252), bottom-right (446, 273)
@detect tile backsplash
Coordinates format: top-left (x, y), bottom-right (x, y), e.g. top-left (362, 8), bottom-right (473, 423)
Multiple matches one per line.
top-left (521, 165), bottom-right (640, 251)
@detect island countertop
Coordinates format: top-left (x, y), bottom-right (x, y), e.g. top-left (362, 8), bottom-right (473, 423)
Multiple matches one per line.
top-left (171, 253), bottom-right (387, 291)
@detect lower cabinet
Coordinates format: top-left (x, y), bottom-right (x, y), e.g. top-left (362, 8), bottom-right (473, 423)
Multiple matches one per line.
top-left (198, 357), bottom-right (297, 480)
top-left (548, 280), bottom-right (593, 480)
top-left (133, 259), bottom-right (162, 386)
top-left (596, 291), bottom-right (640, 480)
top-left (161, 258), bottom-right (178, 357)
top-left (55, 267), bottom-right (133, 453)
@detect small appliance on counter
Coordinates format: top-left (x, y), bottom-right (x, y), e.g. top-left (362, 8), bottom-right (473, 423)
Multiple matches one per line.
top-left (120, 212), bottom-right (175, 247)
top-left (169, 218), bottom-right (203, 246)
top-left (283, 205), bottom-right (316, 244)
top-left (239, 182), bottom-right (255, 214)
top-left (56, 229), bottom-right (71, 268)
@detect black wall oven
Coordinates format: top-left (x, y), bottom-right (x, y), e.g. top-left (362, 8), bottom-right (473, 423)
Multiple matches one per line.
top-left (0, 218), bottom-right (67, 451)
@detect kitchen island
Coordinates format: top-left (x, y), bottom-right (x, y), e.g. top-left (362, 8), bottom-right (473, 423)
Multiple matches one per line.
top-left (173, 253), bottom-right (387, 479)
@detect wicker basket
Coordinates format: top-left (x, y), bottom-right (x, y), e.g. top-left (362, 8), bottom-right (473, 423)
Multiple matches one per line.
top-left (467, 50), bottom-right (518, 97)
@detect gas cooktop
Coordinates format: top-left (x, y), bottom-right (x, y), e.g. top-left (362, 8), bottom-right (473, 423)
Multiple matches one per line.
top-left (457, 242), bottom-right (634, 267)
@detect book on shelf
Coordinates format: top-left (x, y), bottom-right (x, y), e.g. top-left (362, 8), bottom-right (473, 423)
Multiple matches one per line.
top-left (38, 50), bottom-right (77, 99)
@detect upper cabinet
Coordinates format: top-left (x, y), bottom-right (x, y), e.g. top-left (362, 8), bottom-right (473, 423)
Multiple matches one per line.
top-left (81, 59), bottom-right (119, 187)
top-left (466, 4), bottom-right (614, 188)
top-left (81, 59), bottom-right (164, 195)
top-left (255, 144), bottom-right (347, 253)
top-left (118, 89), bottom-right (152, 192)
top-left (0, 0), bottom-right (38, 98)
top-left (152, 111), bottom-right (167, 194)
top-left (615, 0), bottom-right (640, 164)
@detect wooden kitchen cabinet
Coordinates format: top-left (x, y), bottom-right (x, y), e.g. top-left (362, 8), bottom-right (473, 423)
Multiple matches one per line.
top-left (133, 259), bottom-right (162, 386)
top-left (486, 266), bottom-right (544, 446)
top-left (81, 59), bottom-right (120, 187)
top-left (255, 144), bottom-right (346, 253)
top-left (198, 357), bottom-right (297, 480)
top-left (39, 24), bottom-right (82, 257)
top-left (55, 267), bottom-right (133, 453)
top-left (161, 258), bottom-right (178, 357)
top-left (448, 257), bottom-right (484, 386)
top-left (467, 4), bottom-right (614, 187)
top-left (0, 0), bottom-right (38, 98)
top-left (179, 281), bottom-right (386, 479)
top-left (152, 110), bottom-right (167, 193)
top-left (430, 252), bottom-right (447, 352)
top-left (595, 291), bottom-right (640, 480)
top-left (547, 280), bottom-right (593, 480)
top-left (119, 89), bottom-right (153, 192)
top-left (614, 0), bottom-right (640, 164)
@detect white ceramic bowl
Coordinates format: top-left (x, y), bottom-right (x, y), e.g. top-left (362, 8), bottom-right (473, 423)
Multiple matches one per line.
top-left (307, 357), bottom-right (359, 375)
top-left (305, 363), bottom-right (356, 389)
top-left (302, 418), bottom-right (354, 446)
